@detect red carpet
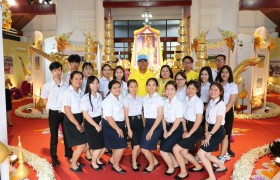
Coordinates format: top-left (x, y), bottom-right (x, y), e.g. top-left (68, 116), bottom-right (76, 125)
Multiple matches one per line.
top-left (7, 93), bottom-right (280, 180)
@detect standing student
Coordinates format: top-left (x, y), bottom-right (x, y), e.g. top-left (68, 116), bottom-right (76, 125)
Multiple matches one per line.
top-left (197, 82), bottom-right (227, 180)
top-left (160, 80), bottom-right (184, 176)
top-left (182, 56), bottom-right (199, 82)
top-left (41, 62), bottom-right (72, 167)
top-left (158, 65), bottom-right (173, 97)
top-left (113, 66), bottom-right (128, 98)
top-left (81, 62), bottom-right (94, 92)
top-left (102, 80), bottom-right (127, 174)
top-left (62, 54), bottom-right (81, 85)
top-left (5, 77), bottom-right (13, 127)
top-left (81, 76), bottom-right (106, 171)
top-left (99, 64), bottom-right (112, 98)
top-left (216, 65), bottom-right (238, 162)
top-left (141, 78), bottom-right (163, 173)
top-left (175, 71), bottom-right (187, 102)
top-left (199, 66), bottom-right (213, 105)
top-left (173, 80), bottom-right (204, 179)
top-left (212, 54), bottom-right (226, 81)
top-left (124, 79), bottom-right (144, 172)
top-left (61, 71), bottom-right (87, 173)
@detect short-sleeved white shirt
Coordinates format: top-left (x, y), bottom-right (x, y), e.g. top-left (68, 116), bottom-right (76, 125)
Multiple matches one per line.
top-left (205, 98), bottom-right (226, 125)
top-left (41, 79), bottom-right (68, 111)
top-left (212, 70), bottom-right (218, 81)
top-left (102, 93), bottom-right (124, 122)
top-left (99, 77), bottom-right (111, 97)
top-left (121, 81), bottom-right (128, 98)
top-left (164, 96), bottom-right (184, 123)
top-left (123, 94), bottom-right (142, 116)
top-left (143, 92), bottom-right (163, 119)
top-left (200, 82), bottom-right (211, 103)
top-left (223, 82), bottom-right (238, 105)
top-left (81, 77), bottom-right (87, 92)
top-left (61, 72), bottom-right (71, 86)
top-left (61, 85), bottom-right (84, 114)
top-left (184, 95), bottom-right (204, 122)
top-left (176, 85), bottom-right (187, 102)
top-left (80, 92), bottom-right (102, 118)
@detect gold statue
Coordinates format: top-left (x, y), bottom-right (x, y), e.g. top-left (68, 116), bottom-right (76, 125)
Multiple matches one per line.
top-left (1, 0), bottom-right (12, 30)
top-left (55, 32), bottom-right (72, 53)
top-left (12, 136), bottom-right (29, 179)
top-left (33, 31), bottom-right (43, 50)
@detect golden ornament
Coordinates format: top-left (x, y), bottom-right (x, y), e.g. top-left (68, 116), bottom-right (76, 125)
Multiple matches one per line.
top-left (239, 79), bottom-right (248, 100)
top-left (0, 141), bottom-right (9, 164)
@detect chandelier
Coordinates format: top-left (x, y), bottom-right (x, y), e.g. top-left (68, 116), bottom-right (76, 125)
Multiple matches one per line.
top-left (141, 9), bottom-right (152, 26)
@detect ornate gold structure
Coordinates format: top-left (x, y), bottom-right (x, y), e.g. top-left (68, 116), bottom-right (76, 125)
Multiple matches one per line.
top-left (193, 31), bottom-right (209, 70)
top-left (33, 31), bottom-right (43, 50)
top-left (84, 32), bottom-right (98, 63)
top-left (1, 0), bottom-right (12, 30)
top-left (0, 141), bottom-right (9, 163)
top-left (102, 14), bottom-right (116, 68)
top-left (12, 136), bottom-right (29, 179)
top-left (174, 15), bottom-right (190, 73)
top-left (55, 32), bottom-right (72, 53)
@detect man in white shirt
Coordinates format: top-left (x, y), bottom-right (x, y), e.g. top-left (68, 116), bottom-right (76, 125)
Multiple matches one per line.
top-left (41, 62), bottom-right (73, 167)
top-left (62, 54), bottom-right (81, 85)
top-left (212, 54), bottom-right (226, 81)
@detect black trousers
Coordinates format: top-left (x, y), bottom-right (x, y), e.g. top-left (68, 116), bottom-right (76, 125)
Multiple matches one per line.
top-left (49, 109), bottom-right (73, 160)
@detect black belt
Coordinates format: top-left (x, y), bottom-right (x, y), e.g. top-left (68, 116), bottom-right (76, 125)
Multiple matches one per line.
top-left (166, 122), bottom-right (174, 126)
top-left (129, 115), bottom-right (142, 121)
top-left (49, 109), bottom-right (62, 113)
top-left (186, 120), bottom-right (195, 125)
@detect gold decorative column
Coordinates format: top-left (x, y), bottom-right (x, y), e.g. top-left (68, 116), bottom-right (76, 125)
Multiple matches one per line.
top-left (102, 14), bottom-right (116, 68)
top-left (194, 31), bottom-right (209, 71)
top-left (175, 15), bottom-right (190, 73)
top-left (83, 32), bottom-right (98, 73)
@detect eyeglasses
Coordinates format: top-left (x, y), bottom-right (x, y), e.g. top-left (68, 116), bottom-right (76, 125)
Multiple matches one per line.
top-left (216, 60), bottom-right (225, 63)
top-left (176, 78), bottom-right (186, 81)
top-left (183, 62), bottom-right (192, 65)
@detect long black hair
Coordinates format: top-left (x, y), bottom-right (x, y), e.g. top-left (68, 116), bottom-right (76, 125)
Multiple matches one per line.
top-left (84, 76), bottom-right (99, 111)
top-left (198, 66), bottom-right (213, 84)
top-left (216, 65), bottom-right (234, 83)
top-left (160, 65), bottom-right (174, 79)
top-left (186, 80), bottom-right (201, 97)
top-left (210, 82), bottom-right (224, 105)
top-left (106, 79), bottom-right (121, 97)
top-left (113, 66), bottom-right (126, 82)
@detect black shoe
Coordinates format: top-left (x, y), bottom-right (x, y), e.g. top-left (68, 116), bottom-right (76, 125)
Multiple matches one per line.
top-left (165, 170), bottom-right (175, 176)
top-left (70, 166), bottom-right (83, 173)
top-left (175, 173), bottom-right (189, 180)
top-left (188, 167), bottom-right (204, 172)
top-left (97, 162), bottom-right (106, 167)
top-left (85, 156), bottom-right (92, 162)
top-left (174, 165), bottom-right (180, 169)
top-left (228, 149), bottom-right (235, 157)
top-left (105, 149), bottom-right (112, 154)
top-left (155, 162), bottom-right (160, 167)
top-left (112, 166), bottom-right (126, 174)
top-left (90, 164), bottom-right (102, 171)
top-left (65, 154), bottom-right (72, 159)
top-left (214, 167), bottom-right (227, 173)
top-left (132, 166), bottom-right (139, 172)
top-left (77, 162), bottom-right (85, 168)
top-left (130, 160), bottom-right (141, 167)
top-left (108, 160), bottom-right (113, 166)
top-left (52, 159), bottom-right (60, 167)
top-left (143, 165), bottom-right (155, 173)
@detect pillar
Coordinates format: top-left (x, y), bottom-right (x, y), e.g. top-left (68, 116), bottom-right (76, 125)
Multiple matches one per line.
top-left (95, 0), bottom-right (105, 45)
top-left (190, 0), bottom-right (200, 45)
top-left (56, 0), bottom-right (73, 34)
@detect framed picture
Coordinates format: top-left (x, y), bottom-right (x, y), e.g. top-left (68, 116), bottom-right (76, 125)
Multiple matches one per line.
top-left (4, 56), bottom-right (13, 74)
top-left (35, 56), bottom-right (40, 70)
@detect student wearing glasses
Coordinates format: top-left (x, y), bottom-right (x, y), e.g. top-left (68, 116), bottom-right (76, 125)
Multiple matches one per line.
top-left (212, 54), bottom-right (226, 81)
top-left (174, 71), bottom-right (187, 102)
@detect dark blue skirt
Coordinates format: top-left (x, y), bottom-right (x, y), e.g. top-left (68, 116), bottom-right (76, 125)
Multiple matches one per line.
top-left (201, 124), bottom-right (225, 152)
top-left (160, 122), bottom-right (183, 152)
top-left (140, 118), bottom-right (163, 150)
top-left (84, 116), bottom-right (104, 150)
top-left (102, 119), bottom-right (127, 149)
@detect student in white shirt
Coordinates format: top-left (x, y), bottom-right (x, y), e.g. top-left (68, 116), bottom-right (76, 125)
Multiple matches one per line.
top-left (41, 61), bottom-right (72, 167)
top-left (141, 78), bottom-right (163, 173)
top-left (61, 71), bottom-right (87, 173)
top-left (113, 66), bottom-right (127, 98)
top-left (81, 62), bottom-right (94, 92)
top-left (160, 80), bottom-right (184, 177)
top-left (212, 54), bottom-right (226, 81)
top-left (216, 65), bottom-right (238, 162)
top-left (81, 76), bottom-right (105, 171)
top-left (173, 80), bottom-right (204, 179)
top-left (62, 54), bottom-right (81, 85)
top-left (124, 79), bottom-right (144, 172)
top-left (198, 82), bottom-right (227, 180)
top-left (102, 80), bottom-right (127, 174)
top-left (99, 64), bottom-right (112, 98)
top-left (175, 71), bottom-right (187, 102)
top-left (199, 66), bottom-right (213, 105)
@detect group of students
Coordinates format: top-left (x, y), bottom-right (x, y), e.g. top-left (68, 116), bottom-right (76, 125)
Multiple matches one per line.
top-left (42, 54), bottom-right (238, 180)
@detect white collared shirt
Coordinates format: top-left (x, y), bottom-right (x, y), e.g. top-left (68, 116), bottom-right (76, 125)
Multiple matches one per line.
top-left (176, 85), bottom-right (187, 102)
top-left (205, 98), bottom-right (226, 125)
top-left (80, 92), bottom-right (102, 118)
top-left (164, 96), bottom-right (183, 123)
top-left (102, 93), bottom-right (124, 122)
top-left (41, 79), bottom-right (68, 110)
top-left (143, 92), bottom-right (163, 119)
top-left (81, 77), bottom-right (88, 92)
top-left (223, 82), bottom-right (238, 105)
top-left (61, 72), bottom-right (71, 86)
top-left (61, 85), bottom-right (84, 114)
top-left (99, 77), bottom-right (111, 97)
top-left (123, 94), bottom-right (142, 116)
top-left (200, 82), bottom-right (211, 103)
top-left (184, 95), bottom-right (203, 122)
top-left (121, 81), bottom-right (128, 98)
top-left (212, 70), bottom-right (218, 81)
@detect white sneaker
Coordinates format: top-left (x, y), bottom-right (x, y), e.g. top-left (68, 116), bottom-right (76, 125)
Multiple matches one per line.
top-left (213, 154), bottom-right (230, 167)
top-left (195, 154), bottom-right (202, 164)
